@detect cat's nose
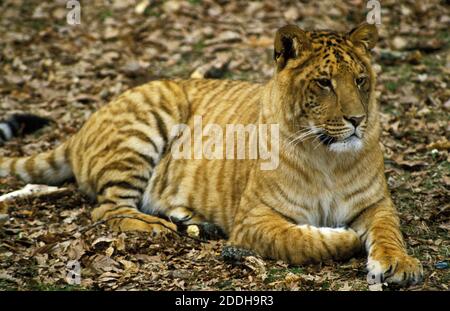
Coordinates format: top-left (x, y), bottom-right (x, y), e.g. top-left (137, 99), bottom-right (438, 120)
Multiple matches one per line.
top-left (344, 115), bottom-right (365, 127)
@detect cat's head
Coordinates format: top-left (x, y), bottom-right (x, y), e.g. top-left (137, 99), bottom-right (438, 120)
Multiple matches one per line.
top-left (270, 23), bottom-right (379, 153)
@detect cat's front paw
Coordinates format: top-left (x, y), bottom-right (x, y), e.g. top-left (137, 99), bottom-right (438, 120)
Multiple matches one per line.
top-left (367, 254), bottom-right (423, 286)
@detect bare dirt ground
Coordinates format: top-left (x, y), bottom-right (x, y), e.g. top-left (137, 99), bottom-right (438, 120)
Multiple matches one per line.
top-left (0, 0), bottom-right (449, 291)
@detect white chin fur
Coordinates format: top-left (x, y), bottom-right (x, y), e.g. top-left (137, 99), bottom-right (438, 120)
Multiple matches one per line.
top-left (328, 136), bottom-right (363, 153)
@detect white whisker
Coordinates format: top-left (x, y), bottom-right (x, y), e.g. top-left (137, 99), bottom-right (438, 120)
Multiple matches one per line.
top-left (287, 130), bottom-right (316, 147)
top-left (284, 124), bottom-right (327, 149)
top-left (313, 134), bottom-right (324, 150)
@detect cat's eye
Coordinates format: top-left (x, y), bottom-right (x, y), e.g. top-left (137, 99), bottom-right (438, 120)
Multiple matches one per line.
top-left (316, 78), bottom-right (332, 89)
top-left (356, 76), bottom-right (367, 87)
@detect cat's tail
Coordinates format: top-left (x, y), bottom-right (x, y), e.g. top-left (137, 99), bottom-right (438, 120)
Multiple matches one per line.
top-left (0, 114), bottom-right (73, 185)
top-left (0, 141), bottom-right (73, 185)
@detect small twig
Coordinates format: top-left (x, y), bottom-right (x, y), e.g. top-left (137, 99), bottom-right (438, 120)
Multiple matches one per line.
top-left (0, 185), bottom-right (71, 203)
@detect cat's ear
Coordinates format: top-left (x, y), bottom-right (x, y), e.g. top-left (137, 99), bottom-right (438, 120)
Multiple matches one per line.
top-left (348, 22), bottom-right (378, 52)
top-left (274, 25), bottom-right (311, 71)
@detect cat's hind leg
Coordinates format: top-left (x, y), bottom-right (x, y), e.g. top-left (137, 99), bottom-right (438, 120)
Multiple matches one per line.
top-left (90, 158), bottom-right (177, 235)
top-left (92, 200), bottom-right (176, 235)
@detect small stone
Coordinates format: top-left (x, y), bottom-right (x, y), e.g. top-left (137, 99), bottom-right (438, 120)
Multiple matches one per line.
top-left (104, 26), bottom-right (119, 40)
top-left (113, 0), bottom-right (132, 10)
top-left (186, 225), bottom-right (200, 238)
top-left (283, 7), bottom-right (299, 21)
top-left (163, 0), bottom-right (181, 13)
top-left (443, 99), bottom-right (450, 111)
top-left (135, 0), bottom-right (149, 14)
top-left (417, 74), bottom-right (428, 82)
top-left (435, 261), bottom-right (449, 270)
top-left (52, 8), bottom-right (67, 20)
top-left (391, 36), bottom-right (408, 50)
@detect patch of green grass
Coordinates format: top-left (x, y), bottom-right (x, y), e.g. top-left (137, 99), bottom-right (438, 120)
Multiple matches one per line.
top-left (419, 160), bottom-right (449, 191)
top-left (165, 60), bottom-right (192, 78)
top-left (288, 266), bottom-right (304, 274)
top-left (265, 266), bottom-right (304, 283)
top-left (381, 103), bottom-right (400, 116)
top-left (143, 7), bottom-right (161, 17)
top-left (15, 261), bottom-right (39, 278)
top-left (320, 280), bottom-right (331, 290)
top-left (421, 178), bottom-right (437, 191)
top-left (193, 40), bottom-right (205, 53)
top-left (422, 55), bottom-right (444, 68)
top-left (396, 63), bottom-right (413, 81)
top-left (424, 110), bottom-right (443, 123)
top-left (265, 268), bottom-right (284, 283)
top-left (27, 282), bottom-right (86, 291)
top-left (99, 9), bottom-right (113, 21)
top-left (0, 279), bottom-right (18, 291)
top-left (188, 0), bottom-right (202, 5)
top-left (215, 279), bottom-right (233, 289)
top-left (437, 29), bottom-right (450, 44)
top-left (440, 270), bottom-right (450, 285)
top-left (385, 81), bottom-right (398, 92)
top-left (18, 0), bottom-right (37, 16)
top-left (382, 63), bottom-right (414, 92)
top-left (29, 19), bottom-right (47, 31)
top-left (421, 54), bottom-right (446, 76)
top-left (439, 160), bottom-right (450, 172)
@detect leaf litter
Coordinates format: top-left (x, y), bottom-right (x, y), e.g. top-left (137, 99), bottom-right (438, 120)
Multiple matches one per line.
top-left (0, 0), bottom-right (449, 291)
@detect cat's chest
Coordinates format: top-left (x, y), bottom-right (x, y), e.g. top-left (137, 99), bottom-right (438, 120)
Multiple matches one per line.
top-left (289, 174), bottom-right (356, 227)
top-left (299, 193), bottom-right (353, 227)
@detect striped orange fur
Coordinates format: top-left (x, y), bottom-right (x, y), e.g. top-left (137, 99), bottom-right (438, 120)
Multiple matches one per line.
top-left (0, 23), bottom-right (422, 285)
